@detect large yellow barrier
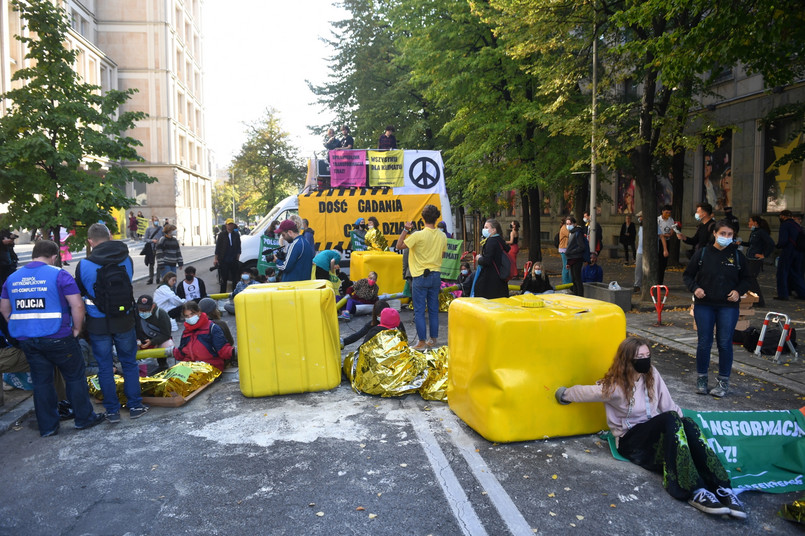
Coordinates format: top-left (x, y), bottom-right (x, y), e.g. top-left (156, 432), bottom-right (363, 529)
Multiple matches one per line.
top-left (350, 250), bottom-right (404, 296)
top-left (235, 280), bottom-right (341, 397)
top-left (447, 293), bottom-right (626, 442)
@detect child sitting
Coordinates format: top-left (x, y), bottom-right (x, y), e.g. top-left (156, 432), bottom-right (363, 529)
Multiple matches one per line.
top-left (172, 301), bottom-right (235, 372)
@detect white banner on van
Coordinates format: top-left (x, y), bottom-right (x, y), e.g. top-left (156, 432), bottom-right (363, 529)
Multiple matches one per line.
top-left (395, 150), bottom-right (446, 196)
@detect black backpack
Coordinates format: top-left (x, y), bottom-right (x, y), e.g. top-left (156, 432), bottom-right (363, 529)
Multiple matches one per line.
top-left (78, 262), bottom-right (135, 318)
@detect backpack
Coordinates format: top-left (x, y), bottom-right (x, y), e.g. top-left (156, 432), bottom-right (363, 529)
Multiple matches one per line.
top-left (740, 327), bottom-right (797, 355)
top-left (90, 263), bottom-right (135, 317)
top-left (496, 250), bottom-right (513, 282)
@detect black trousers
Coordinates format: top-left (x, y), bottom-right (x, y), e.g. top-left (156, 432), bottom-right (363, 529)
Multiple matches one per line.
top-left (218, 260), bottom-right (241, 293)
top-left (315, 266), bottom-right (330, 281)
top-left (657, 245), bottom-right (669, 284)
top-left (569, 260), bottom-right (583, 296)
top-left (746, 258), bottom-right (765, 306)
top-left (621, 241), bottom-right (635, 263)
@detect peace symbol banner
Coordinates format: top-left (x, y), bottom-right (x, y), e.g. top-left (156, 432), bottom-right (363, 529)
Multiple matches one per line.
top-left (329, 150), bottom-right (367, 187)
top-left (368, 150), bottom-right (404, 186)
top-left (395, 150), bottom-right (446, 195)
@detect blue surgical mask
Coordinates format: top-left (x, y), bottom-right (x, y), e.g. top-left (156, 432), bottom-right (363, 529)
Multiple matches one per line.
top-left (481, 228), bottom-right (490, 238)
top-left (461, 269), bottom-right (469, 275)
top-left (566, 224), bottom-right (574, 231)
top-left (241, 274), bottom-right (250, 281)
top-left (716, 236), bottom-right (733, 247)
top-left (694, 213), bottom-right (702, 221)
top-left (138, 311), bottom-right (152, 319)
top-left (185, 315), bottom-right (199, 326)
top-left (535, 270), bottom-right (542, 275)
top-left (268, 276), bottom-right (277, 282)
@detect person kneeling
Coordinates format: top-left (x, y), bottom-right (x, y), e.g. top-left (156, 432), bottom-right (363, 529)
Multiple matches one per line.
top-left (172, 302), bottom-right (235, 372)
top-left (360, 307), bottom-right (401, 346)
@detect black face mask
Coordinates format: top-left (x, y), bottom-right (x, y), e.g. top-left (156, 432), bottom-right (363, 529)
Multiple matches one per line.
top-left (633, 358), bottom-right (651, 374)
top-left (185, 276), bottom-right (194, 282)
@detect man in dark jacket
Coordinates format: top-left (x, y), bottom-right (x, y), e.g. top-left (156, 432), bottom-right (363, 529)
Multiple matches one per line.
top-left (143, 216), bottom-right (163, 284)
top-left (774, 209), bottom-right (805, 301)
top-left (214, 218), bottom-right (242, 293)
top-left (135, 294), bottom-right (172, 373)
top-left (75, 224), bottom-right (148, 423)
top-left (269, 220), bottom-right (314, 282)
top-left (676, 202), bottom-right (716, 256)
top-left (565, 216), bottom-right (590, 297)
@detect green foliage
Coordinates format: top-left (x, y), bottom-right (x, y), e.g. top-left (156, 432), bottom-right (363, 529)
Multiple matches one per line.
top-left (231, 108), bottom-right (304, 217)
top-left (0, 0), bottom-right (155, 248)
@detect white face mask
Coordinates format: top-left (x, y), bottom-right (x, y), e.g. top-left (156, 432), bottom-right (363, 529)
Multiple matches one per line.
top-left (583, 217), bottom-right (589, 223)
top-left (481, 228), bottom-right (490, 238)
top-left (566, 224), bottom-right (574, 231)
top-left (185, 315), bottom-right (199, 325)
top-left (694, 213), bottom-right (702, 221)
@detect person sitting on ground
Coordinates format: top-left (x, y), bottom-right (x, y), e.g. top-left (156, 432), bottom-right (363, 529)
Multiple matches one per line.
top-left (457, 262), bottom-right (474, 296)
top-left (223, 267), bottom-right (259, 315)
top-left (361, 307), bottom-right (401, 345)
top-left (172, 302), bottom-right (235, 372)
top-left (153, 272), bottom-right (186, 320)
top-left (521, 262), bottom-right (553, 294)
top-left (134, 294), bottom-right (173, 375)
top-left (555, 336), bottom-right (746, 519)
top-left (176, 265), bottom-right (207, 303)
top-left (265, 267), bottom-right (277, 283)
top-left (198, 298), bottom-right (234, 346)
top-left (341, 300), bottom-right (407, 347)
top-left (581, 252), bottom-right (604, 283)
top-left (342, 271), bottom-right (379, 319)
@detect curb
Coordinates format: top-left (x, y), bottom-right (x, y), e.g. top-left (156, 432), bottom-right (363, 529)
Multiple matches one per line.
top-left (0, 397), bottom-right (34, 435)
top-left (132, 253), bottom-right (216, 283)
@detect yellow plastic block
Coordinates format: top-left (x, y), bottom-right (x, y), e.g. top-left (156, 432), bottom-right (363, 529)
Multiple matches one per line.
top-left (235, 280), bottom-right (342, 397)
top-left (350, 251), bottom-right (404, 295)
top-left (447, 293), bottom-right (626, 443)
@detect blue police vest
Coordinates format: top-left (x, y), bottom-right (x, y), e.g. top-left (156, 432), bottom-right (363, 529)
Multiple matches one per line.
top-left (6, 263), bottom-right (64, 338)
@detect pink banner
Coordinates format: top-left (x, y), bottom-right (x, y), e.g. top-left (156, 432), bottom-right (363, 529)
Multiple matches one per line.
top-left (329, 150), bottom-right (367, 187)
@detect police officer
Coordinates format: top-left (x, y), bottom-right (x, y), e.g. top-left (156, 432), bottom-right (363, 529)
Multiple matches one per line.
top-left (0, 240), bottom-right (104, 437)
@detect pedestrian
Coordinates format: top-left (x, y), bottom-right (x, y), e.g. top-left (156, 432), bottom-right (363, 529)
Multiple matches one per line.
top-left (136, 211), bottom-right (145, 239)
top-left (555, 336), bottom-right (746, 519)
top-left (0, 225), bottom-right (19, 289)
top-left (134, 294), bottom-right (173, 375)
top-left (75, 223), bottom-right (149, 423)
top-left (350, 218), bottom-right (368, 252)
top-left (773, 209), bottom-right (805, 301)
top-left (340, 125), bottom-right (354, 149)
top-left (683, 219), bottom-right (751, 397)
top-left (520, 262), bottom-right (552, 294)
top-left (395, 204), bottom-right (447, 349)
top-left (742, 215), bottom-right (774, 307)
top-left (155, 224), bottom-right (183, 279)
top-left (58, 227), bottom-right (73, 266)
top-left (127, 211), bottom-right (137, 240)
top-left (0, 240), bottom-right (105, 436)
top-left (471, 219), bottom-right (510, 300)
top-left (457, 262), bottom-right (474, 296)
top-left (619, 214), bottom-right (636, 264)
top-left (313, 249), bottom-right (342, 281)
top-left (724, 206), bottom-right (739, 234)
top-left (506, 221), bottom-right (520, 279)
top-left (657, 205), bottom-right (675, 283)
top-left (583, 212), bottom-right (602, 255)
top-left (377, 125), bottom-right (397, 150)
top-left (581, 252), bottom-right (603, 283)
top-left (268, 220), bottom-right (315, 283)
top-left (634, 212), bottom-right (643, 293)
top-left (175, 265), bottom-right (207, 304)
top-left (214, 218), bottom-right (242, 293)
top-left (172, 301), bottom-right (235, 372)
top-left (565, 216), bottom-right (590, 297)
top-left (154, 272), bottom-right (186, 321)
top-left (323, 128), bottom-right (340, 152)
top-left (675, 202), bottom-right (715, 257)
top-left (436, 221), bottom-right (452, 238)
top-left (142, 216), bottom-right (163, 284)
top-left (301, 218), bottom-right (316, 250)
top-left (223, 267), bottom-right (258, 315)
top-left (557, 218), bottom-right (571, 285)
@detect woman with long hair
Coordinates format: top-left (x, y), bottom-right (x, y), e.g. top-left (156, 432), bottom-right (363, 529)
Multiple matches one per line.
top-left (506, 221), bottom-right (520, 279)
top-left (556, 337), bottom-right (745, 519)
top-left (471, 219), bottom-right (510, 299)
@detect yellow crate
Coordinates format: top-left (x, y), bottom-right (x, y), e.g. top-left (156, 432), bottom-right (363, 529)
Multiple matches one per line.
top-left (350, 251), bottom-right (404, 296)
top-left (447, 293), bottom-right (626, 442)
top-left (235, 280), bottom-right (342, 397)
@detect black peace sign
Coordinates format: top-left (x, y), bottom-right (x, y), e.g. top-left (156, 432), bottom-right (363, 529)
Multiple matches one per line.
top-left (408, 157), bottom-right (441, 189)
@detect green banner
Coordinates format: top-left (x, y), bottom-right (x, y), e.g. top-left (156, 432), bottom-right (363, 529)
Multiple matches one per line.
top-left (162, 364), bottom-right (193, 383)
top-left (350, 230), bottom-right (367, 252)
top-left (257, 234), bottom-right (280, 276)
top-left (683, 408), bottom-right (805, 493)
top-left (440, 238), bottom-right (463, 280)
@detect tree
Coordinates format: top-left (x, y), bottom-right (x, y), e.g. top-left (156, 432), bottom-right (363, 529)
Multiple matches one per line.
top-left (231, 108), bottom-right (304, 218)
top-left (0, 0), bottom-right (154, 250)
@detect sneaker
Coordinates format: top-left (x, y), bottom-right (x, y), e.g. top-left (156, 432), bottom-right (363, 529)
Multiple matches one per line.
top-left (58, 400), bottom-right (75, 420)
top-left (688, 489), bottom-right (730, 515)
top-left (411, 340), bottom-right (428, 350)
top-left (129, 406), bottom-right (149, 419)
top-left (75, 412), bottom-right (106, 431)
top-left (2, 381), bottom-right (14, 391)
top-left (41, 428), bottom-right (59, 437)
top-left (105, 412), bottom-right (121, 424)
top-left (716, 487), bottom-right (747, 519)
top-left (696, 375), bottom-right (709, 395)
top-left (339, 311), bottom-right (351, 321)
top-left (425, 338), bottom-right (438, 348)
top-left (709, 376), bottom-right (729, 397)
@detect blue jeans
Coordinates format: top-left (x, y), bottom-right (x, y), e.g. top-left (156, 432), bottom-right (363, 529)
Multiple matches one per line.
top-left (559, 252), bottom-right (571, 284)
top-left (692, 303), bottom-right (740, 377)
top-left (89, 328), bottom-right (143, 413)
top-left (412, 271), bottom-right (441, 341)
top-left (159, 264), bottom-right (177, 279)
top-left (20, 336), bottom-right (101, 436)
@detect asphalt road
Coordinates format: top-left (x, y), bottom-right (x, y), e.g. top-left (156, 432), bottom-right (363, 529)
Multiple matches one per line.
top-left (1, 248), bottom-right (803, 535)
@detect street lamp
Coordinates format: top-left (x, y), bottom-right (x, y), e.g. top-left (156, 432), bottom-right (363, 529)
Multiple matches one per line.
top-left (589, 15), bottom-right (598, 252)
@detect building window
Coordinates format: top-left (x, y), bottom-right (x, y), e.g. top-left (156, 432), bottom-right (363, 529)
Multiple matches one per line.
top-left (702, 131), bottom-right (733, 211)
top-left (764, 117), bottom-right (804, 213)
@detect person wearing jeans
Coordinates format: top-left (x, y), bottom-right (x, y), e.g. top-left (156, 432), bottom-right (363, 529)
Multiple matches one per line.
top-left (395, 204), bottom-right (447, 350)
top-left (683, 219), bottom-right (750, 397)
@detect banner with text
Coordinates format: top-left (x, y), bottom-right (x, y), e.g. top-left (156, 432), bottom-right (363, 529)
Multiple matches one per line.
top-left (440, 239), bottom-right (463, 280)
top-left (368, 150), bottom-right (405, 187)
top-left (683, 408), bottom-right (805, 493)
top-left (256, 234), bottom-right (280, 276)
top-left (329, 150), bottom-right (367, 187)
top-left (298, 189), bottom-right (442, 252)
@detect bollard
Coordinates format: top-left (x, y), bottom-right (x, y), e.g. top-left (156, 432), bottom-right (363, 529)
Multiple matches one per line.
top-left (754, 312), bottom-right (800, 364)
top-left (649, 285), bottom-right (669, 326)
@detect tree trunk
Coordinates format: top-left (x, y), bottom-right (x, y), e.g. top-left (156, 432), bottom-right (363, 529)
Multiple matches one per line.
top-left (527, 187), bottom-right (543, 262)
top-left (520, 190), bottom-right (530, 250)
top-left (635, 68), bottom-right (660, 302)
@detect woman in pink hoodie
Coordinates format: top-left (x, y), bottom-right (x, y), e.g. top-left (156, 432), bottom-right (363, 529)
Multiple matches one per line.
top-left (556, 336), bottom-right (745, 519)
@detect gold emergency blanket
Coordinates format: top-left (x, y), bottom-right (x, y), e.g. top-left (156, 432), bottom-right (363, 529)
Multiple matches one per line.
top-left (343, 329), bottom-right (448, 401)
top-left (87, 361), bottom-right (221, 402)
top-left (364, 228), bottom-right (389, 251)
top-left (780, 497), bottom-right (805, 525)
top-left (438, 290), bottom-right (454, 312)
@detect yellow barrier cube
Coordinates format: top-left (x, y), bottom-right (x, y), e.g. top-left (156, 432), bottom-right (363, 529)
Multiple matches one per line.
top-left (235, 280), bottom-right (342, 397)
top-left (447, 294), bottom-right (626, 442)
top-left (350, 251), bottom-right (405, 295)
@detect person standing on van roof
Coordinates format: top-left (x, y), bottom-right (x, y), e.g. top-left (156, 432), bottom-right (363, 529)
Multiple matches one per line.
top-left (340, 126), bottom-right (354, 149)
top-left (214, 218), bottom-right (242, 294)
top-left (324, 128), bottom-right (340, 151)
top-left (378, 126), bottom-right (397, 150)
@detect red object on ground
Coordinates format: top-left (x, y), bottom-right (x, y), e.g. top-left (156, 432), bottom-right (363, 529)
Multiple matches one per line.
top-left (650, 285), bottom-right (669, 326)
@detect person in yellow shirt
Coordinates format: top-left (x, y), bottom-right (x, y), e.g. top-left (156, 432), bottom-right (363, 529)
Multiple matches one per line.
top-left (395, 205), bottom-right (447, 349)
